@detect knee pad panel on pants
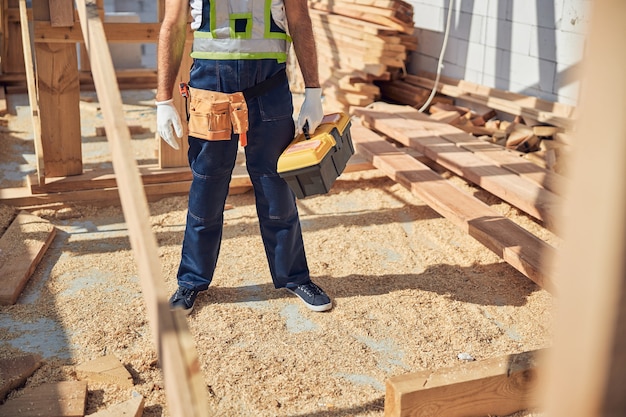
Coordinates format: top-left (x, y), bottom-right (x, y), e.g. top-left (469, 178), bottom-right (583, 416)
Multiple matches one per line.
top-left (254, 175), bottom-right (297, 221)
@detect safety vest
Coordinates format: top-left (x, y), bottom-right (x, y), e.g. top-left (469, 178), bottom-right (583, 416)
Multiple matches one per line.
top-left (190, 0), bottom-right (292, 62)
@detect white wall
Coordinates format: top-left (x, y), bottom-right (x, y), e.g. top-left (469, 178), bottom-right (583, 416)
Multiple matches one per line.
top-left (407, 0), bottom-right (591, 105)
top-left (104, 0), bottom-right (159, 68)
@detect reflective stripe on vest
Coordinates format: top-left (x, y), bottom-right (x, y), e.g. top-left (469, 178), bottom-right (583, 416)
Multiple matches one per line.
top-left (191, 0), bottom-right (291, 62)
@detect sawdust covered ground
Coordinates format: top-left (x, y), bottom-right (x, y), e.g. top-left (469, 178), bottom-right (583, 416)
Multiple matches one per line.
top-left (0, 91), bottom-right (556, 416)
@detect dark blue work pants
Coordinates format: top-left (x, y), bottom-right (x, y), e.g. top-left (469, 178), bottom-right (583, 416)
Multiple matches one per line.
top-left (176, 58), bottom-right (310, 291)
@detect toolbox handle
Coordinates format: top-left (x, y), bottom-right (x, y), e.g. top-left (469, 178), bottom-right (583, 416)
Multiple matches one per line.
top-left (302, 122), bottom-right (312, 141)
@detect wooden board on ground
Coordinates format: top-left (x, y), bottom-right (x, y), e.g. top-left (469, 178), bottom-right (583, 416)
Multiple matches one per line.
top-left (0, 354), bottom-right (43, 401)
top-left (0, 211), bottom-right (56, 305)
top-left (75, 354), bottom-right (134, 388)
top-left (89, 393), bottom-right (144, 417)
top-left (385, 349), bottom-right (543, 417)
top-left (395, 103), bottom-right (568, 195)
top-left (350, 121), bottom-right (557, 292)
top-left (354, 103), bottom-right (563, 230)
top-left (0, 380), bottom-right (87, 417)
top-left (406, 73), bottom-right (576, 129)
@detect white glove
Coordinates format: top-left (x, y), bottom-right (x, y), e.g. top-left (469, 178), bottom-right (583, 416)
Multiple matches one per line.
top-left (156, 99), bottom-right (183, 150)
top-left (296, 88), bottom-right (323, 136)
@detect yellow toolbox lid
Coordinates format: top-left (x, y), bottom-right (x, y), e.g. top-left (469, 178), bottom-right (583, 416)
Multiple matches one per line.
top-left (277, 113), bottom-right (350, 173)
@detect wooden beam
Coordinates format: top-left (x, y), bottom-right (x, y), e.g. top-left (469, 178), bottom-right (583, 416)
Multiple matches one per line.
top-left (0, 211), bottom-right (56, 305)
top-left (75, 354), bottom-right (134, 388)
top-left (0, 381), bottom-right (87, 417)
top-left (18, 0), bottom-right (45, 185)
top-left (385, 350), bottom-right (543, 417)
top-left (73, 2), bottom-right (209, 416)
top-left (0, 354), bottom-right (43, 401)
top-left (159, 41), bottom-right (192, 168)
top-left (32, 21), bottom-right (164, 43)
top-left (540, 1), bottom-right (626, 415)
top-left (49, 0), bottom-right (74, 27)
top-left (89, 393), bottom-right (145, 417)
top-left (354, 103), bottom-right (563, 230)
top-left (406, 74), bottom-right (576, 130)
top-left (0, 182), bottom-right (252, 208)
top-left (33, 0), bottom-right (83, 178)
top-left (350, 121), bottom-right (557, 292)
top-left (381, 102), bottom-right (568, 195)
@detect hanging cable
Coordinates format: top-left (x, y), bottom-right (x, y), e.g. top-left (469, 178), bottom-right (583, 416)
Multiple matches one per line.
top-left (417, 0), bottom-right (455, 112)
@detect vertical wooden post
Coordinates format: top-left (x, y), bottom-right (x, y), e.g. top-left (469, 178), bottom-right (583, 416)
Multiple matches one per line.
top-left (2, 0), bottom-right (26, 75)
top-left (157, 0), bottom-right (192, 169)
top-left (32, 0), bottom-right (82, 178)
top-left (49, 0), bottom-right (73, 27)
top-left (541, 1), bottom-right (626, 415)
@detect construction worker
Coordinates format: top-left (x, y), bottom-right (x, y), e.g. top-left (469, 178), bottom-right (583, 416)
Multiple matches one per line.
top-left (156, 0), bottom-right (332, 314)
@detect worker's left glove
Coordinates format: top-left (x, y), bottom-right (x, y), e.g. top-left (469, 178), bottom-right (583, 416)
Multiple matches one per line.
top-left (156, 99), bottom-right (182, 150)
top-left (296, 88), bottom-right (323, 136)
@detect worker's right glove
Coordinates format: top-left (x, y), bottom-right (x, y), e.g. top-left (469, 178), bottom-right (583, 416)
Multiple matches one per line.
top-left (156, 99), bottom-right (182, 150)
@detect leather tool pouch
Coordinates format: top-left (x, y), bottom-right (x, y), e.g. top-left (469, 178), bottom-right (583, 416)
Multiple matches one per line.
top-left (188, 87), bottom-right (249, 142)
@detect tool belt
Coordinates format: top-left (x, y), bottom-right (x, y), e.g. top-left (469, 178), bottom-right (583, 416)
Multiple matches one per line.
top-left (188, 88), bottom-right (249, 145)
top-left (184, 68), bottom-right (287, 147)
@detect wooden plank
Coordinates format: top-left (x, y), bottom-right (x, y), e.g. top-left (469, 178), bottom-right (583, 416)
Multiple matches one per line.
top-left (89, 393), bottom-right (144, 417)
top-left (350, 121), bottom-right (556, 292)
top-left (0, 211), bottom-right (56, 305)
top-left (385, 350), bottom-right (542, 417)
top-left (2, 8), bottom-right (27, 74)
top-left (406, 74), bottom-right (576, 129)
top-left (33, 1), bottom-right (83, 178)
top-left (0, 181), bottom-right (252, 208)
top-left (310, 0), bottom-right (414, 30)
top-left (311, 0), bottom-right (413, 24)
top-left (0, 380), bottom-right (87, 417)
top-left (33, 21), bottom-right (164, 43)
top-left (0, 68), bottom-right (158, 90)
top-left (29, 159), bottom-right (249, 193)
top-left (0, 354), bottom-right (43, 401)
top-left (355, 103), bottom-right (563, 230)
top-left (390, 103), bottom-right (568, 195)
top-left (73, 2), bottom-right (209, 416)
top-left (49, 0), bottom-right (74, 27)
top-left (18, 0), bottom-right (45, 185)
top-left (159, 33), bottom-right (192, 168)
top-left (75, 354), bottom-right (134, 388)
top-left (310, 9), bottom-right (402, 36)
top-left (541, 1), bottom-right (626, 415)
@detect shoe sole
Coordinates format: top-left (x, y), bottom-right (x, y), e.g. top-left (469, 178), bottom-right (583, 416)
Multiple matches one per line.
top-left (286, 288), bottom-right (333, 312)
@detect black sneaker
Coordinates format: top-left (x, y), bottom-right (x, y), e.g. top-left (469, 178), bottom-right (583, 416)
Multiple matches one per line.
top-left (285, 281), bottom-right (332, 312)
top-left (169, 287), bottom-right (200, 315)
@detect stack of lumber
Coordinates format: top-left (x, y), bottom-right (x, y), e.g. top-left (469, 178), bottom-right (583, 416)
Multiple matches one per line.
top-left (289, 0), bottom-right (417, 113)
top-left (351, 101), bottom-right (564, 292)
top-left (376, 72), bottom-right (577, 174)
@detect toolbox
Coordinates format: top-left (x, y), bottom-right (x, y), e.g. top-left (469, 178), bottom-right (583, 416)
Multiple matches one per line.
top-left (277, 112), bottom-right (354, 199)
